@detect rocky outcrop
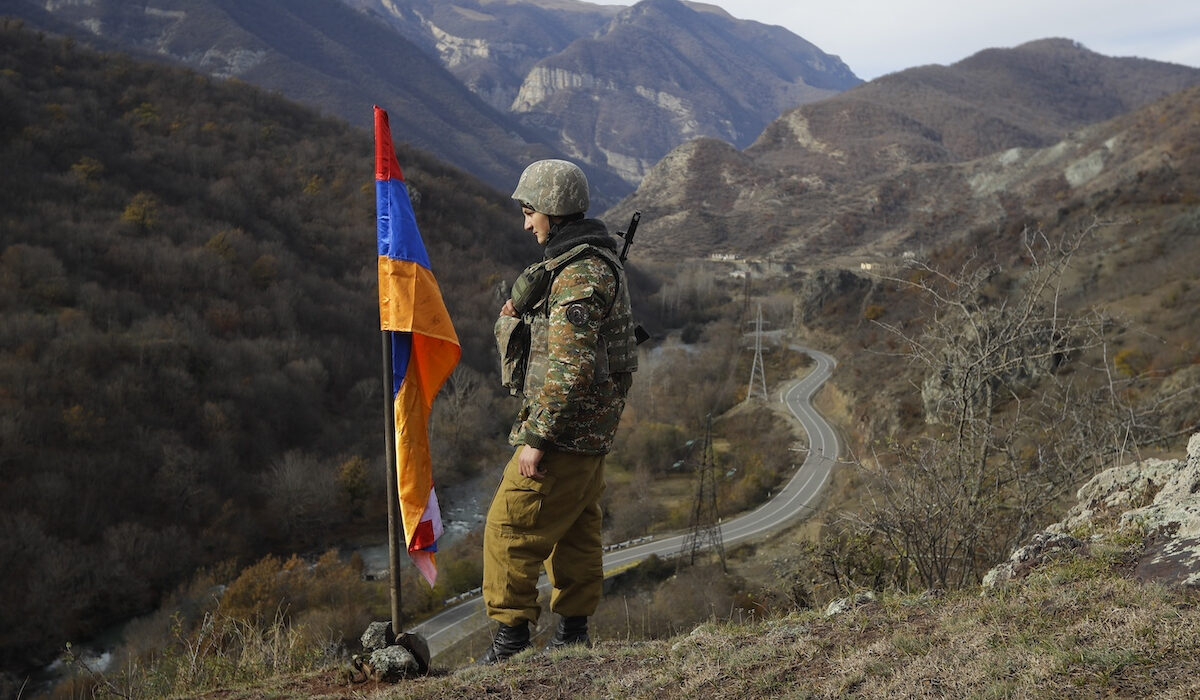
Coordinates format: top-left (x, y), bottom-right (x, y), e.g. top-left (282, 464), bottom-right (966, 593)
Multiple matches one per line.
top-left (980, 532), bottom-right (1085, 588)
top-left (823, 590), bottom-right (876, 617)
top-left (1151, 365), bottom-right (1200, 435)
top-left (355, 621), bottom-right (426, 680)
top-left (985, 433), bottom-right (1200, 589)
top-left (512, 67), bottom-right (619, 112)
top-left (349, 0), bottom-right (859, 190)
top-left (794, 270), bottom-right (874, 326)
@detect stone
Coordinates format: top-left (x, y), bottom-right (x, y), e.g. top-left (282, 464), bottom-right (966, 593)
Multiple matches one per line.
top-left (920, 305), bottom-right (1058, 426)
top-left (1055, 458), bottom-right (1182, 532)
top-left (1116, 433), bottom-right (1200, 587)
top-left (367, 645), bottom-right (419, 681)
top-left (1150, 366), bottom-right (1200, 432)
top-left (795, 270), bottom-right (872, 325)
top-left (360, 621), bottom-right (394, 652)
top-left (982, 532), bottom-right (1084, 588)
top-left (824, 590), bottom-right (876, 616)
top-left (764, 620), bottom-right (810, 643)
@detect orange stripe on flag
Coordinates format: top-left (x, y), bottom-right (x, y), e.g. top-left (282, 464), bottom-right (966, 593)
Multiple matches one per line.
top-left (377, 256), bottom-right (458, 344)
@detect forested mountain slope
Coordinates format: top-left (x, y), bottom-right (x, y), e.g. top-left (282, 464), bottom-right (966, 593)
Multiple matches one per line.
top-left (0, 0), bottom-right (609, 201)
top-left (0, 22), bottom-right (532, 676)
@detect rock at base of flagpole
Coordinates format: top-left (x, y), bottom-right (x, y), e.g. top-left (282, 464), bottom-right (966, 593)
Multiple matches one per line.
top-left (360, 621), bottom-right (395, 651)
top-left (358, 622), bottom-right (430, 678)
top-left (367, 645), bottom-right (420, 680)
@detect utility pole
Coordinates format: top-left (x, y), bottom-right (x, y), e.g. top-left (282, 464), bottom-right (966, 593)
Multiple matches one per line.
top-left (680, 414), bottom-right (726, 572)
top-left (746, 303), bottom-right (768, 401)
top-left (741, 271), bottom-right (752, 322)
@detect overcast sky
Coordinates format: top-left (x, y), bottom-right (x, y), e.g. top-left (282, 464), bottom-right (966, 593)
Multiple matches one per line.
top-left (603, 0), bottom-right (1200, 81)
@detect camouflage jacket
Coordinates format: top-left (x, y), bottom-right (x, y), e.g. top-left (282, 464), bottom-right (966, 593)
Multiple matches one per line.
top-left (509, 219), bottom-right (636, 454)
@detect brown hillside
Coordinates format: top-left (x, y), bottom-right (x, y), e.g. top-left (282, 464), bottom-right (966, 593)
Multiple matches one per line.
top-left (790, 84), bottom-right (1200, 447)
top-left (752, 38), bottom-right (1200, 178)
top-left (608, 39), bottom-right (1200, 261)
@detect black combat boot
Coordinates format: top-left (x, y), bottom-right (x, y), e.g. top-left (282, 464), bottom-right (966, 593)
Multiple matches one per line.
top-left (546, 615), bottom-right (590, 650)
top-left (477, 622), bottom-right (531, 664)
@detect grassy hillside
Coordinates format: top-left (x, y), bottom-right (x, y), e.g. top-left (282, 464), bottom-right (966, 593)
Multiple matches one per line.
top-left (405, 550), bottom-right (1200, 699)
top-left (80, 520), bottom-right (1196, 698)
top-left (9, 13), bottom-right (1199, 699)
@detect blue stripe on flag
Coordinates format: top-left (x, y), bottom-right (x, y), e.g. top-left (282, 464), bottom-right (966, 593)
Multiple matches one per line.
top-left (376, 179), bottom-right (431, 268)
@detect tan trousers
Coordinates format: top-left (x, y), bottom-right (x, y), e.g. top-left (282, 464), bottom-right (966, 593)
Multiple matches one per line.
top-left (482, 447), bottom-right (606, 627)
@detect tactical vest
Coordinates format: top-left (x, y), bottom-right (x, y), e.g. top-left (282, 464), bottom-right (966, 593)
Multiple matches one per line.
top-left (495, 243), bottom-right (638, 397)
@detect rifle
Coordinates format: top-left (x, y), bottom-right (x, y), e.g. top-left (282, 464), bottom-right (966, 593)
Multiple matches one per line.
top-left (615, 211), bottom-right (650, 344)
top-left (617, 211), bottom-right (641, 262)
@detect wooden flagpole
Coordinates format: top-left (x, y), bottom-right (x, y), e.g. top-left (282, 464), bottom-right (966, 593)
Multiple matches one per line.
top-left (381, 329), bottom-right (433, 673)
top-left (381, 330), bottom-right (404, 637)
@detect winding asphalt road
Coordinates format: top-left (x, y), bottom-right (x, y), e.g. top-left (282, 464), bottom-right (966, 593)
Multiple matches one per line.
top-left (411, 345), bottom-right (840, 659)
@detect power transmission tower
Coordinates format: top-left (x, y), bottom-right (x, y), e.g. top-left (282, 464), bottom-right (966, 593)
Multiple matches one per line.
top-left (680, 415), bottom-right (726, 572)
top-left (746, 303), bottom-right (768, 401)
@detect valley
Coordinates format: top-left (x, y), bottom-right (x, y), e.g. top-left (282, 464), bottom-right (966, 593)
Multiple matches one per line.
top-left (2, 2), bottom-right (1199, 695)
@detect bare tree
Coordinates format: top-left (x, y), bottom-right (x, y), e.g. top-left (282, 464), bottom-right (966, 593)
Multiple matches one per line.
top-left (261, 450), bottom-right (340, 541)
top-left (851, 226), bottom-right (1147, 589)
top-left (442, 364), bottom-right (481, 447)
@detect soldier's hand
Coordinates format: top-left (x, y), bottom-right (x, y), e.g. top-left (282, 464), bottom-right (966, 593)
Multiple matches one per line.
top-left (518, 445), bottom-right (546, 480)
top-left (500, 299), bottom-right (517, 318)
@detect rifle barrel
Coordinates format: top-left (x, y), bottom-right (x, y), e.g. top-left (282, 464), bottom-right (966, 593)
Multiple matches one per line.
top-left (619, 211), bottom-right (641, 262)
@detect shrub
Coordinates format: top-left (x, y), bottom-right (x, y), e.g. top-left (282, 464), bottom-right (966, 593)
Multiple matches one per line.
top-left (120, 191), bottom-right (160, 231)
top-left (1113, 348), bottom-right (1148, 377)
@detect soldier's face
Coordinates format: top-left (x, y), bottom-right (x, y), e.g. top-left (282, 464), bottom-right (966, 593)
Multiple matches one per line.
top-left (522, 207), bottom-right (551, 245)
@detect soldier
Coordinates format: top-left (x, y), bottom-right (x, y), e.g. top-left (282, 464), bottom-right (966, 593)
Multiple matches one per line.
top-left (479, 159), bottom-right (638, 663)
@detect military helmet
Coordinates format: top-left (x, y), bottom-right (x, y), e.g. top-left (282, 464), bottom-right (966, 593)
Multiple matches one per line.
top-left (511, 159), bottom-right (589, 216)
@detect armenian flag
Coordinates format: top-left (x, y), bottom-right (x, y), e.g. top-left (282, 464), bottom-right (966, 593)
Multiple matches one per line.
top-left (375, 105), bottom-right (460, 587)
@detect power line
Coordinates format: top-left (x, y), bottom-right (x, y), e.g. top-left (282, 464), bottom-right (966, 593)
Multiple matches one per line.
top-left (746, 303), bottom-right (767, 401)
top-left (680, 414), bottom-right (726, 572)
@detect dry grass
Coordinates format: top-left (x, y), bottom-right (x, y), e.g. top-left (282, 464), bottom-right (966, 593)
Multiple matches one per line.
top-left (186, 530), bottom-right (1199, 699)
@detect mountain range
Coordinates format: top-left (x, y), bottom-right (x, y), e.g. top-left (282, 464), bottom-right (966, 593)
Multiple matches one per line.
top-left (607, 38), bottom-right (1200, 260)
top-left (4, 0), bottom-right (861, 206)
top-left (0, 19), bottom-right (544, 676)
top-left (350, 0), bottom-right (858, 184)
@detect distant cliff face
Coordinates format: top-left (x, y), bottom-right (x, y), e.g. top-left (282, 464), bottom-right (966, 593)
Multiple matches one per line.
top-left (13, 0), bottom-right (861, 204)
top-left (508, 0), bottom-right (860, 184)
top-left (345, 0), bottom-right (617, 112)
top-left (349, 0), bottom-right (861, 186)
